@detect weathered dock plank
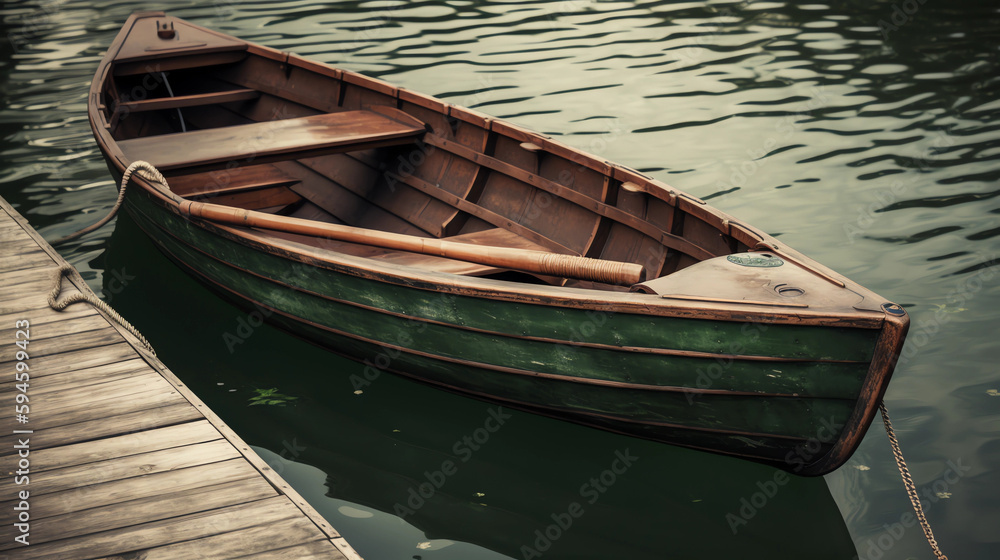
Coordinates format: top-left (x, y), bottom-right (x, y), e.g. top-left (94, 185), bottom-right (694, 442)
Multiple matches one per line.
top-left (0, 402), bottom-right (204, 452)
top-left (0, 196), bottom-right (360, 559)
top-left (0, 358), bottom-right (149, 395)
top-left (21, 420), bottom-right (224, 472)
top-left (5, 343), bottom-right (138, 379)
top-left (17, 477), bottom-right (277, 547)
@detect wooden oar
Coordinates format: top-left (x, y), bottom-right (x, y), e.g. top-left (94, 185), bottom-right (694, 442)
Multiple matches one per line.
top-left (178, 200), bottom-right (646, 286)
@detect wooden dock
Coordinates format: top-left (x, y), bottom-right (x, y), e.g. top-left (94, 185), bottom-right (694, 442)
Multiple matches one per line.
top-left (0, 196), bottom-right (360, 559)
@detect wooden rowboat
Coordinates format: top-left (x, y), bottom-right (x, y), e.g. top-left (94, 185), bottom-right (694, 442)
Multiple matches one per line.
top-left (89, 12), bottom-right (908, 475)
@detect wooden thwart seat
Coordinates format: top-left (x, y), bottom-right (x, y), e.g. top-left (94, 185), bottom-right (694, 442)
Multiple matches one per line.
top-left (118, 88), bottom-right (260, 113)
top-left (118, 106), bottom-right (426, 172)
top-left (166, 164), bottom-right (299, 198)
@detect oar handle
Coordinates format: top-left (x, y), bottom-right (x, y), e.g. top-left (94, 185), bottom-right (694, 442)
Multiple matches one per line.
top-left (536, 253), bottom-right (645, 285)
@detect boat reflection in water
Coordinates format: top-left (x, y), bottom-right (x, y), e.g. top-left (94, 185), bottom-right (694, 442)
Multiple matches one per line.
top-left (101, 212), bottom-right (858, 560)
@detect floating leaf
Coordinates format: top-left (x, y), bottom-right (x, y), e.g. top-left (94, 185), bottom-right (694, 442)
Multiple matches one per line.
top-left (987, 389), bottom-right (999, 397)
top-left (354, 390), bottom-right (364, 395)
top-left (248, 388), bottom-right (297, 407)
top-left (935, 491), bottom-right (951, 499)
top-left (854, 464), bottom-right (870, 471)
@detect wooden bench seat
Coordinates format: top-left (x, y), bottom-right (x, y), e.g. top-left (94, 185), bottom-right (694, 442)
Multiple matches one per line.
top-left (118, 106), bottom-right (426, 172)
top-left (166, 163), bottom-right (299, 198)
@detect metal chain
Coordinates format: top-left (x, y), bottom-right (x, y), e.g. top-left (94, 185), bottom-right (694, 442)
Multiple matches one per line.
top-left (879, 401), bottom-right (948, 560)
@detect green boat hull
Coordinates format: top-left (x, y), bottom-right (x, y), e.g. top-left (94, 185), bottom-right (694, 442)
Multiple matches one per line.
top-left (121, 187), bottom-right (883, 475)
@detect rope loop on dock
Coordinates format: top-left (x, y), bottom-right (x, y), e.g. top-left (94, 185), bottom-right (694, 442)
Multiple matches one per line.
top-left (53, 160), bottom-right (169, 245)
top-left (880, 401), bottom-right (948, 560)
top-left (48, 262), bottom-right (156, 356)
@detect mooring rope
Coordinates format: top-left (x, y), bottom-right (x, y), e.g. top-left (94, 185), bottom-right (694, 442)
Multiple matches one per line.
top-left (53, 160), bottom-right (169, 245)
top-left (47, 161), bottom-right (168, 355)
top-left (879, 401), bottom-right (948, 560)
top-left (48, 263), bottom-right (155, 355)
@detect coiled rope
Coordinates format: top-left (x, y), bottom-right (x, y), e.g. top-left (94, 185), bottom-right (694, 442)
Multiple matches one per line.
top-left (48, 263), bottom-right (155, 355)
top-left (48, 161), bottom-right (168, 355)
top-left (880, 401), bottom-right (948, 560)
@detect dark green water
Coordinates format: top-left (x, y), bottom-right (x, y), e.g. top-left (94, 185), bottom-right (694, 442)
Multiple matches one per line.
top-left (2, 1), bottom-right (998, 558)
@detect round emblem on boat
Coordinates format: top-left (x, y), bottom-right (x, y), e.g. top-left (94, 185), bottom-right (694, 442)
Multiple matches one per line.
top-left (727, 253), bottom-right (784, 267)
top-left (882, 303), bottom-right (906, 316)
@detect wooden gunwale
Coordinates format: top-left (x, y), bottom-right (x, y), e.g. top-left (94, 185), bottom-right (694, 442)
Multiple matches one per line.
top-left (117, 169), bottom-right (885, 327)
top-left (131, 199), bottom-right (868, 365)
top-left (131, 155), bottom-right (878, 318)
top-left (229, 219), bottom-right (887, 328)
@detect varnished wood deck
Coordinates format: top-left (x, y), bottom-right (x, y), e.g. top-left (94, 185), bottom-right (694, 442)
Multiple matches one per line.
top-left (0, 196), bottom-right (360, 559)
